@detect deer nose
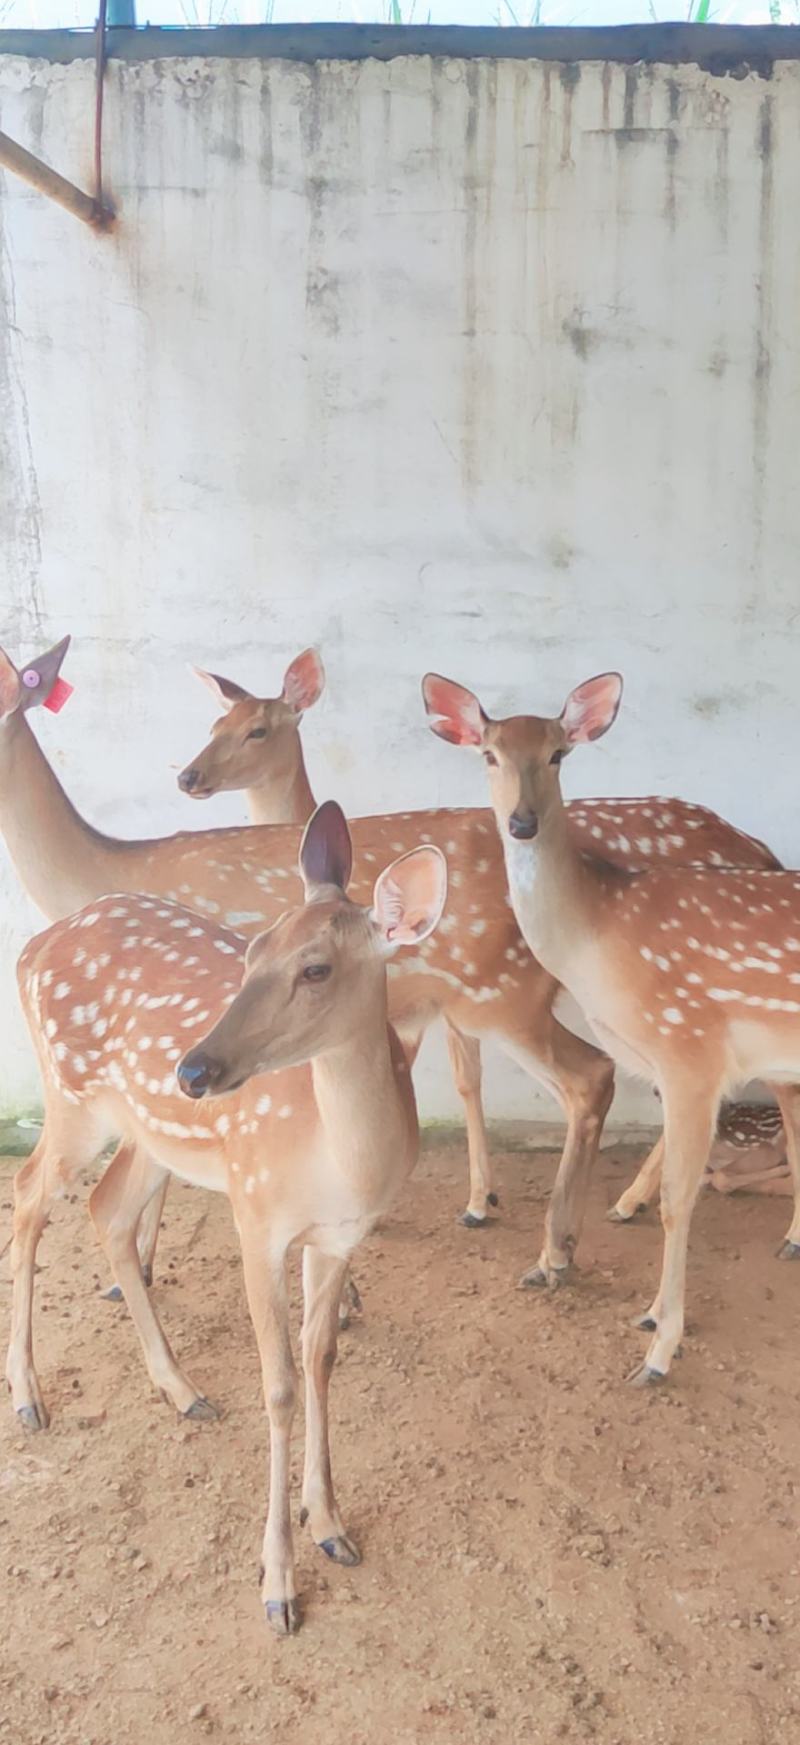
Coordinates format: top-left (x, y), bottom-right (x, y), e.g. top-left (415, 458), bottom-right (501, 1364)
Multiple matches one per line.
top-left (509, 810), bottom-right (539, 841)
top-left (178, 767), bottom-right (200, 793)
top-left (177, 1051), bottom-right (217, 1099)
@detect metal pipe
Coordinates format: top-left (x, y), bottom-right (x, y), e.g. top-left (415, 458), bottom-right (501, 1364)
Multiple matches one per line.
top-left (0, 128), bottom-right (113, 229)
top-left (107, 0), bottom-right (136, 21)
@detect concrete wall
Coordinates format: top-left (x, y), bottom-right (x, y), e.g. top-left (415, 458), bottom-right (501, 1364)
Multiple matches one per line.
top-left (0, 39), bottom-right (798, 1126)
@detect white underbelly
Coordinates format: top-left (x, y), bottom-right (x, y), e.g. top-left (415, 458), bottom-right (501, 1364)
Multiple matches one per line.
top-left (727, 1020), bottom-right (800, 1086)
top-left (553, 988), bottom-right (657, 1084)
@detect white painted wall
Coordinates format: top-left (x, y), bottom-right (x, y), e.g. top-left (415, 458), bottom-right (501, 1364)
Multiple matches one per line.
top-left (0, 49), bottom-right (798, 1126)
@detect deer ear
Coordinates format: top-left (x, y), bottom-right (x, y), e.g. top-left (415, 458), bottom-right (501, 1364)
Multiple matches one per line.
top-left (282, 648), bottom-right (325, 715)
top-left (421, 673), bottom-right (488, 748)
top-left (371, 846), bottom-right (448, 951)
top-left (560, 673), bottom-right (623, 746)
top-left (0, 647), bottom-right (21, 719)
top-left (192, 667), bottom-right (250, 712)
top-left (16, 636), bottom-right (71, 714)
top-left (300, 800), bottom-right (353, 895)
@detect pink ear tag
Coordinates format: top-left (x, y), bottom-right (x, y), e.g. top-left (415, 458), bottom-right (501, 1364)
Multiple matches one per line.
top-left (44, 677), bottom-right (74, 714)
top-left (22, 669), bottom-right (39, 689)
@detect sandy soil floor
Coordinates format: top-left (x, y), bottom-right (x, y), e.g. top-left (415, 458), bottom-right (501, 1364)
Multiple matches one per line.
top-left (1, 1137), bottom-right (799, 1745)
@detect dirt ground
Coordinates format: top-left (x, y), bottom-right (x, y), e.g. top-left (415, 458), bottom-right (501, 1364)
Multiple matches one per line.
top-left (1, 1136), bottom-right (799, 1745)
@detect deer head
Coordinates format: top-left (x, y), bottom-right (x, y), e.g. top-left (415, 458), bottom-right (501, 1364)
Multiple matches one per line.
top-left (177, 800), bottom-right (447, 1098)
top-left (178, 649), bottom-right (325, 801)
top-left (422, 671), bottom-right (623, 841)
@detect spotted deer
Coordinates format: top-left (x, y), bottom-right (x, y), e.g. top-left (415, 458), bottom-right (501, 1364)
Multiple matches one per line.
top-left (0, 635), bottom-right (782, 1293)
top-left (422, 670), bottom-right (800, 1383)
top-left (176, 647), bottom-right (501, 1246)
top-left (8, 802), bottom-right (447, 1633)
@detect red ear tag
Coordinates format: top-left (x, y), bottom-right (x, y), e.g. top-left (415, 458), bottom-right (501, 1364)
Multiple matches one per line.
top-left (44, 677), bottom-right (74, 714)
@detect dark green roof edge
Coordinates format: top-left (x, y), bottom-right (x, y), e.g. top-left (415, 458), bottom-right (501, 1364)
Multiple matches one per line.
top-left (0, 24), bottom-right (795, 78)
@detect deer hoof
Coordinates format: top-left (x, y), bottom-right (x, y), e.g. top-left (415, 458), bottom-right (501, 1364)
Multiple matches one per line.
top-left (777, 1240), bottom-right (800, 1261)
top-left (101, 1282), bottom-right (124, 1302)
top-left (633, 1314), bottom-right (658, 1332)
top-left (607, 1203), bottom-right (645, 1224)
top-left (460, 1210), bottom-right (488, 1228)
top-left (319, 1535), bottom-right (361, 1567)
top-left (626, 1362), bottom-right (667, 1389)
top-left (518, 1261), bottom-right (570, 1290)
top-left (487, 1193), bottom-right (499, 1207)
top-left (17, 1401), bottom-right (49, 1432)
top-left (265, 1598), bottom-right (302, 1635)
top-left (183, 1396), bottom-right (218, 1422)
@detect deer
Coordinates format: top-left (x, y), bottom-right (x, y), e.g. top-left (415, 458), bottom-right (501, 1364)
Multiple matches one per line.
top-left (176, 646), bottom-right (509, 1250)
top-left (7, 801), bottom-right (448, 1633)
top-left (422, 669), bottom-right (800, 1384)
top-left (0, 634), bottom-right (783, 1298)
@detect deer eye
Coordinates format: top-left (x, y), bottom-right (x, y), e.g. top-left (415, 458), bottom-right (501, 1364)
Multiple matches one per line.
top-left (246, 728), bottom-right (268, 741)
top-left (549, 750), bottom-right (565, 766)
top-left (302, 963), bottom-right (331, 983)
top-left (483, 750), bottom-right (498, 768)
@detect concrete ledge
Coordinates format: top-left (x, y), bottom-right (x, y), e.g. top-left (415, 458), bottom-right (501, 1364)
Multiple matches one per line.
top-left (0, 25), bottom-right (796, 78)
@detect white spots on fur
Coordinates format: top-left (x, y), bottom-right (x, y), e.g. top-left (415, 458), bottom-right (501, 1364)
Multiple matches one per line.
top-left (244, 1176), bottom-right (255, 1195)
top-left (258, 1167), bottom-right (270, 1184)
top-left (256, 1095), bottom-right (272, 1115)
top-left (225, 911), bottom-right (265, 928)
top-left (54, 981), bottom-right (71, 1001)
top-left (277, 1104), bottom-right (293, 1119)
top-left (662, 1008), bottom-right (683, 1025)
top-left (215, 1114), bottom-right (231, 1136)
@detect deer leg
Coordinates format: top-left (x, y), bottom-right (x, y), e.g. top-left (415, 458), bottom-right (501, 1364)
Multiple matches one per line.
top-left (444, 1023), bottom-right (496, 1226)
top-left (299, 1246), bottom-right (360, 1566)
top-left (101, 1172), bottom-right (169, 1303)
top-left (629, 1085), bottom-right (719, 1384)
top-left (489, 1010), bottom-right (614, 1286)
top-left (237, 1233), bottom-right (300, 1634)
top-left (6, 1124), bottom-right (98, 1430)
top-left (709, 1162), bottom-right (792, 1196)
top-left (89, 1144), bottom-right (216, 1419)
top-left (772, 1086), bottom-right (800, 1257)
top-left (6, 1141), bottom-right (58, 1429)
top-left (608, 1136), bottom-right (664, 1223)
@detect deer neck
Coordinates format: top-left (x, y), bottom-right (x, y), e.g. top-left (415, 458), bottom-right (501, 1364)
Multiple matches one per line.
top-left (500, 793), bottom-right (598, 980)
top-left (246, 746), bottom-right (316, 827)
top-left (0, 713), bottom-right (116, 920)
top-left (310, 1000), bottom-right (416, 1197)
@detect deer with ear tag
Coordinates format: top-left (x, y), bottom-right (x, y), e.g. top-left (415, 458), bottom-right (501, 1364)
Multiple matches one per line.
top-left (8, 802), bottom-right (446, 1632)
top-left (424, 671), bottom-right (800, 1382)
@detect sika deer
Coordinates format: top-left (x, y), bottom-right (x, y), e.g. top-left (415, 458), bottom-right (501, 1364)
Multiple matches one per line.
top-left (8, 802), bottom-right (447, 1632)
top-left (0, 634), bottom-right (782, 1294)
top-left (423, 670), bottom-right (800, 1382)
top-left (177, 648), bottom-right (504, 1238)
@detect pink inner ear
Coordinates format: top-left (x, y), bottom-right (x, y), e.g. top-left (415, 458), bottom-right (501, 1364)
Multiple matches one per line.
top-left (282, 649), bottom-right (324, 713)
top-left (422, 674), bottom-right (485, 747)
top-left (561, 673), bottom-right (622, 745)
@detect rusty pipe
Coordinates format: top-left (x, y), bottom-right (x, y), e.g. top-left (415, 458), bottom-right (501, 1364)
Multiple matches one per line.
top-left (0, 127), bottom-right (113, 230)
